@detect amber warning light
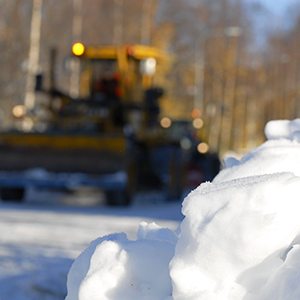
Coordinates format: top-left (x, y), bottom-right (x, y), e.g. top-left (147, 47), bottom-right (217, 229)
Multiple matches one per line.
top-left (72, 43), bottom-right (85, 56)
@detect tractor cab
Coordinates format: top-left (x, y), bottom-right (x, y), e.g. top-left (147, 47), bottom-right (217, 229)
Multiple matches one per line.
top-left (67, 43), bottom-right (167, 136)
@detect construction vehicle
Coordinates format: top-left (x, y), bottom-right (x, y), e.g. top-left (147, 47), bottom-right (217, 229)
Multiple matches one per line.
top-left (0, 43), bottom-right (183, 205)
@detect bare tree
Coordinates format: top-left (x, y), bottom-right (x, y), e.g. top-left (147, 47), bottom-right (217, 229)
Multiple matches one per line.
top-left (24, 0), bottom-right (43, 110)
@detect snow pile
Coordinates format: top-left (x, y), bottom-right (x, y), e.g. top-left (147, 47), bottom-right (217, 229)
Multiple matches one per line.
top-left (170, 173), bottom-right (300, 299)
top-left (66, 224), bottom-right (177, 300)
top-left (65, 119), bottom-right (300, 300)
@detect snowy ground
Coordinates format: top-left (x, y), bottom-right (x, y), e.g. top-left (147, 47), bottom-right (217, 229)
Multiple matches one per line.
top-left (0, 189), bottom-right (183, 300)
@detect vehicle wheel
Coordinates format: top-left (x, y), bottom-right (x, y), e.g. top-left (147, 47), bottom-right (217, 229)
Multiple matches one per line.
top-left (105, 190), bottom-right (131, 206)
top-left (126, 155), bottom-right (138, 199)
top-left (0, 187), bottom-right (25, 202)
top-left (167, 146), bottom-right (183, 201)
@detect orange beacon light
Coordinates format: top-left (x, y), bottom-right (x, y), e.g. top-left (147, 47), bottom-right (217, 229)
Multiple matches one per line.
top-left (72, 43), bottom-right (85, 56)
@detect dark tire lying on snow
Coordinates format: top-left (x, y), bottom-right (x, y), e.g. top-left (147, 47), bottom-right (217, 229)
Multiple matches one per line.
top-left (0, 187), bottom-right (25, 202)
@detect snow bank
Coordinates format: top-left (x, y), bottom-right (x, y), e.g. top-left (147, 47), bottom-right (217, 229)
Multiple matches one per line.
top-left (65, 118), bottom-right (300, 300)
top-left (170, 172), bottom-right (300, 299)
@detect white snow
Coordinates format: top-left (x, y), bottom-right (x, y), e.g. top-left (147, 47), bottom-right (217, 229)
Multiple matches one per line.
top-left (65, 118), bottom-right (300, 300)
top-left (0, 200), bottom-right (182, 300)
top-left (170, 172), bottom-right (300, 299)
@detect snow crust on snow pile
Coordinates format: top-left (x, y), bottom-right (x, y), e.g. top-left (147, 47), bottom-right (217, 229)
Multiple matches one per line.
top-left (66, 118), bottom-right (300, 300)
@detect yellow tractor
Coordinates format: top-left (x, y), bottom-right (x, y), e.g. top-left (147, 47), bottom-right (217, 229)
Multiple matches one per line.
top-left (0, 43), bottom-right (183, 205)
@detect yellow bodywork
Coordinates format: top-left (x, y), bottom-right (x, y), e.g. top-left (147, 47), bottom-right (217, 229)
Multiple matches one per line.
top-left (78, 44), bottom-right (168, 95)
top-left (0, 133), bottom-right (126, 152)
top-left (83, 44), bottom-right (167, 61)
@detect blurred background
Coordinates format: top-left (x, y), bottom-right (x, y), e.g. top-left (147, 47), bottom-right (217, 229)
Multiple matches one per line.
top-left (1, 0), bottom-right (300, 156)
top-left (0, 0), bottom-right (300, 204)
top-left (3, 2), bottom-right (300, 298)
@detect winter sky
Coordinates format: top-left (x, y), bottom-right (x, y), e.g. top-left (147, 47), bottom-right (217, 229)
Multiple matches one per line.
top-left (258, 0), bottom-right (298, 16)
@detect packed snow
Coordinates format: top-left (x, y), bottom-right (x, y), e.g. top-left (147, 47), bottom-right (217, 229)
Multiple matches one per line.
top-left (0, 196), bottom-right (182, 300)
top-left (65, 118), bottom-right (300, 300)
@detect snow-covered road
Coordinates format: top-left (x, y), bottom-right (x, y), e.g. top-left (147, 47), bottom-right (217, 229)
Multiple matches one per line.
top-left (0, 193), bottom-right (183, 300)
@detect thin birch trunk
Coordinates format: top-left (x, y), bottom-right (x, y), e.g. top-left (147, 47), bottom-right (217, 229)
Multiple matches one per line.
top-left (24, 0), bottom-right (43, 110)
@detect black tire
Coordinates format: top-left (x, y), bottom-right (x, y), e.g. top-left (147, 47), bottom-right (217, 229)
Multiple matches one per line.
top-left (0, 187), bottom-right (25, 202)
top-left (167, 146), bottom-right (183, 201)
top-left (126, 155), bottom-right (138, 199)
top-left (105, 190), bottom-right (131, 206)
